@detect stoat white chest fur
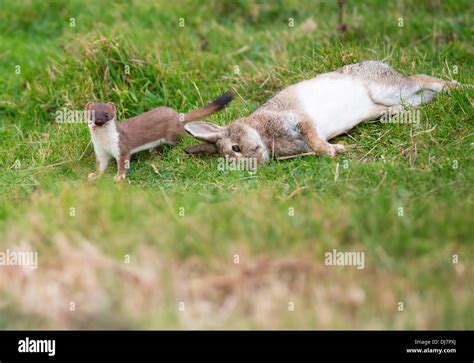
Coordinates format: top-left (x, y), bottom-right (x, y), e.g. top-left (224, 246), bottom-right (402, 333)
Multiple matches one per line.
top-left (89, 119), bottom-right (121, 159)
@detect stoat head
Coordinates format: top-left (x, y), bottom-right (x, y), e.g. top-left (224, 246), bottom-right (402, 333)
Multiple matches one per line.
top-left (184, 119), bottom-right (269, 164)
top-left (85, 102), bottom-right (116, 127)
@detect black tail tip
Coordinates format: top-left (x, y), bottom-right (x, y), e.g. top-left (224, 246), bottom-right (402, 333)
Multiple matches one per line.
top-left (212, 90), bottom-right (234, 110)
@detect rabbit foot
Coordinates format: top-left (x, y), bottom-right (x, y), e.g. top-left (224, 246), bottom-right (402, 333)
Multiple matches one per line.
top-left (327, 143), bottom-right (346, 157)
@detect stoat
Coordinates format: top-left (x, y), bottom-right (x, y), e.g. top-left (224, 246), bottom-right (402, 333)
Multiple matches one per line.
top-left (86, 91), bottom-right (233, 180)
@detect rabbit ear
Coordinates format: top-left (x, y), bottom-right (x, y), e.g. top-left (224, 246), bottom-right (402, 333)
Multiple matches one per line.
top-left (184, 121), bottom-right (224, 143)
top-left (184, 143), bottom-right (218, 155)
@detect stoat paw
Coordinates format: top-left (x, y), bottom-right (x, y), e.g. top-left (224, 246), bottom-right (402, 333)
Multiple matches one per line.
top-left (88, 172), bottom-right (98, 181)
top-left (113, 173), bottom-right (126, 182)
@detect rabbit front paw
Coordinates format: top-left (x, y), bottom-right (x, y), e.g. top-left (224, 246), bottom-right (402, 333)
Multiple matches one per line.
top-left (333, 144), bottom-right (346, 154)
top-left (327, 143), bottom-right (346, 157)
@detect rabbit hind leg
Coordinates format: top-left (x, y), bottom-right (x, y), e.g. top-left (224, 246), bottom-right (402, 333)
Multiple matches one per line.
top-left (400, 75), bottom-right (459, 106)
top-left (408, 74), bottom-right (458, 92)
top-left (368, 73), bottom-right (457, 108)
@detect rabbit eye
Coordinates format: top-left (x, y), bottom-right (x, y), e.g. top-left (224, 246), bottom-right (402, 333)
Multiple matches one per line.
top-left (232, 145), bottom-right (241, 152)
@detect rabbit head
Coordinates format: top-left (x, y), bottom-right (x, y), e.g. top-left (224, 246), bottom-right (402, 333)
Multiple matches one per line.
top-left (184, 120), bottom-right (270, 164)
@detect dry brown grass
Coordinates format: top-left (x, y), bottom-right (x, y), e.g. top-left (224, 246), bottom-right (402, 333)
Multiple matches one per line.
top-left (0, 232), bottom-right (453, 330)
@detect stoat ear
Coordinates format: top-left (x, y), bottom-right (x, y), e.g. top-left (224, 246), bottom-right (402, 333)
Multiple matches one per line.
top-left (184, 143), bottom-right (218, 155)
top-left (184, 121), bottom-right (224, 143)
top-left (107, 102), bottom-right (116, 114)
top-left (85, 102), bottom-right (94, 111)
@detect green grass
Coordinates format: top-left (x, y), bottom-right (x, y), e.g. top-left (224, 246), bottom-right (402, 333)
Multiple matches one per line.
top-left (0, 0), bottom-right (473, 329)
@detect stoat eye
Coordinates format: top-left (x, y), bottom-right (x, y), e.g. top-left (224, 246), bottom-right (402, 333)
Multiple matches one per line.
top-left (104, 112), bottom-right (109, 118)
top-left (232, 145), bottom-right (241, 152)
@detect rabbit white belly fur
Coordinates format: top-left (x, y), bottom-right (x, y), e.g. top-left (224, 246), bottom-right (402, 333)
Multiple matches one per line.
top-left (297, 74), bottom-right (379, 140)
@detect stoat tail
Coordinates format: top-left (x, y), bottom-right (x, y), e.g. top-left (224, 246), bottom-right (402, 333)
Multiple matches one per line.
top-left (182, 90), bottom-right (233, 123)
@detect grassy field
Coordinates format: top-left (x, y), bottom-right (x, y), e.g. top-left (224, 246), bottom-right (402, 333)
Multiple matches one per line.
top-left (0, 0), bottom-right (473, 329)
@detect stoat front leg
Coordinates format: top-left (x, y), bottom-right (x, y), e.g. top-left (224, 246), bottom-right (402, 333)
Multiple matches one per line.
top-left (298, 119), bottom-right (346, 157)
top-left (114, 150), bottom-right (131, 181)
top-left (88, 148), bottom-right (112, 181)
